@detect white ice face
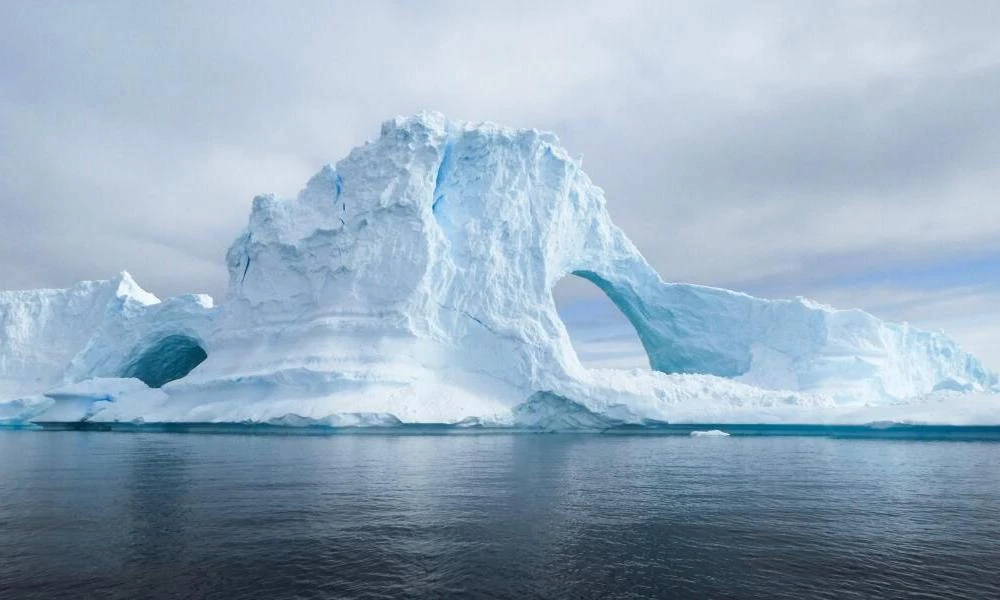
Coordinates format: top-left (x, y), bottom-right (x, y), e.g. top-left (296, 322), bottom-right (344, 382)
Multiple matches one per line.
top-left (1, 113), bottom-right (997, 427)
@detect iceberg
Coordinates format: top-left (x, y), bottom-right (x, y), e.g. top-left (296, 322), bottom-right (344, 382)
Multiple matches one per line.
top-left (690, 430), bottom-right (731, 437)
top-left (1, 113), bottom-right (997, 427)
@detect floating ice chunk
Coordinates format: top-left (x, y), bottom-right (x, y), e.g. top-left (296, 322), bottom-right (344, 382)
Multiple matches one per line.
top-left (690, 429), bottom-right (731, 437)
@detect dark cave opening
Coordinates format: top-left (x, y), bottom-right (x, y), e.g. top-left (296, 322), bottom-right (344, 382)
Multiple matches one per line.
top-left (121, 334), bottom-right (208, 388)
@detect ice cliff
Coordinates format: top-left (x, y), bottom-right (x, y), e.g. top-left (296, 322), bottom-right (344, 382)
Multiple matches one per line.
top-left (1, 113), bottom-right (997, 427)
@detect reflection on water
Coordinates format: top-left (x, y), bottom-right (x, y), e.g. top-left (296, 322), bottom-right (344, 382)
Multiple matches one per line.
top-left (124, 439), bottom-right (191, 587)
top-left (1, 432), bottom-right (999, 599)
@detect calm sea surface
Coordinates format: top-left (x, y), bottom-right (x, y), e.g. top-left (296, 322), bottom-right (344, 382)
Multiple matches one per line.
top-left (1, 430), bottom-right (999, 599)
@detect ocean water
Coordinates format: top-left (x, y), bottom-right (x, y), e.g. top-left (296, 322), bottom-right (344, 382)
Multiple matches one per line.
top-left (1, 431), bottom-right (999, 599)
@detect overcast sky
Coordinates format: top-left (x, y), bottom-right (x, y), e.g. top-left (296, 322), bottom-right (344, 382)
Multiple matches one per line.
top-left (1, 1), bottom-right (998, 368)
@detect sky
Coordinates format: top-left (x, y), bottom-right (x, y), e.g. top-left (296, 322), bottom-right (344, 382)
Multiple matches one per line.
top-left (1, 1), bottom-right (998, 369)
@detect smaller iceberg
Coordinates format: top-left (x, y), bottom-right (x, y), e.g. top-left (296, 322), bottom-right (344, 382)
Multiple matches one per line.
top-left (690, 429), bottom-right (731, 437)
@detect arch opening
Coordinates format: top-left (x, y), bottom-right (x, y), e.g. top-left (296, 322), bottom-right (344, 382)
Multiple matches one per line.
top-left (121, 334), bottom-right (208, 388)
top-left (552, 272), bottom-right (650, 370)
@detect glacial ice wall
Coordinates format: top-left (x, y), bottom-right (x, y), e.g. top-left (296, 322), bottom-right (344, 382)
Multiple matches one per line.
top-left (0, 113), bottom-right (996, 426)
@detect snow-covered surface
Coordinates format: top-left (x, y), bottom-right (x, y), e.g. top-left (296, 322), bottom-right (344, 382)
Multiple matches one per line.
top-left (1, 113), bottom-right (997, 427)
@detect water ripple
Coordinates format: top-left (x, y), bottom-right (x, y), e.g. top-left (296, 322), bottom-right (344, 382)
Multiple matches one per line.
top-left (1, 433), bottom-right (998, 599)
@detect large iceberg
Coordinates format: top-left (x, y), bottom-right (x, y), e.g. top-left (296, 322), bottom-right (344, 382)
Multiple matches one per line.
top-left (1, 113), bottom-right (997, 427)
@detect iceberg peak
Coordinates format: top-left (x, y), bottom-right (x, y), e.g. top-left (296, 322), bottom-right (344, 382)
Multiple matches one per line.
top-left (112, 270), bottom-right (159, 305)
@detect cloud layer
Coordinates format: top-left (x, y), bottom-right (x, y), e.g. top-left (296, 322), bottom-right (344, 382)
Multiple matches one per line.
top-left (2, 1), bottom-right (998, 367)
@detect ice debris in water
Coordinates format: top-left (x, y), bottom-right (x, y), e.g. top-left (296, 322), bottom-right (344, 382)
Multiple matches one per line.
top-left (690, 430), bottom-right (731, 437)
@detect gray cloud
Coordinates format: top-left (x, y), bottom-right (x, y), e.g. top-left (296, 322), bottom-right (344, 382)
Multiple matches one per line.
top-left (1, 1), bottom-right (998, 364)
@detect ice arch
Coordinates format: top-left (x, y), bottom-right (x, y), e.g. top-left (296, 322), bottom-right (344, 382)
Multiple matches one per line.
top-left (568, 269), bottom-right (750, 378)
top-left (121, 334), bottom-right (208, 388)
top-left (553, 272), bottom-right (649, 369)
top-left (569, 269), bottom-right (661, 371)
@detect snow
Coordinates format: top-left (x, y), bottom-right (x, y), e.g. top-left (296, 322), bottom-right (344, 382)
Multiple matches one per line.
top-left (1, 112), bottom-right (998, 428)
